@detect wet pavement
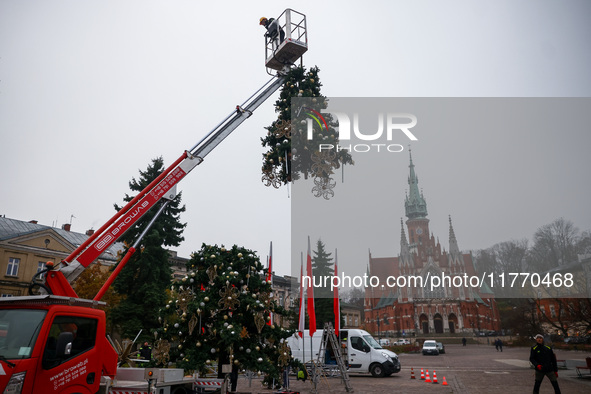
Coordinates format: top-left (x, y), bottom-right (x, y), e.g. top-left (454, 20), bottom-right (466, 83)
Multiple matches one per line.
top-left (229, 344), bottom-right (591, 393)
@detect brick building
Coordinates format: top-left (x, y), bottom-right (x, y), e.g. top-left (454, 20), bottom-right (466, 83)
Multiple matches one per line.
top-left (364, 151), bottom-right (501, 336)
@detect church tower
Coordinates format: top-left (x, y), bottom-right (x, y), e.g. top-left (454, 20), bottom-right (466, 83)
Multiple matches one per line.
top-left (404, 148), bottom-right (430, 252)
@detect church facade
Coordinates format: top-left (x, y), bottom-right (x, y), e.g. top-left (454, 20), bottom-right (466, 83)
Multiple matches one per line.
top-left (364, 151), bottom-right (501, 336)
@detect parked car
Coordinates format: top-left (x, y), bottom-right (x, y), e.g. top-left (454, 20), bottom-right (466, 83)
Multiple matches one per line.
top-left (422, 340), bottom-right (439, 355)
top-left (436, 342), bottom-right (445, 354)
top-left (378, 338), bottom-right (391, 346)
top-left (394, 339), bottom-right (411, 345)
top-left (564, 336), bottom-right (589, 344)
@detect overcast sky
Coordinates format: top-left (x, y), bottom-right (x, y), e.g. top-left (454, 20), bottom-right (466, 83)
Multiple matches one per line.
top-left (1, 0), bottom-right (590, 279)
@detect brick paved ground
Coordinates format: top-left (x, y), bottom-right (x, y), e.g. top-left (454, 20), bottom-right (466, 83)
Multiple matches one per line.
top-left (229, 344), bottom-right (591, 393)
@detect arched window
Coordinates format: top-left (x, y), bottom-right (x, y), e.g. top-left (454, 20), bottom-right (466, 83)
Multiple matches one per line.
top-left (423, 268), bottom-right (445, 298)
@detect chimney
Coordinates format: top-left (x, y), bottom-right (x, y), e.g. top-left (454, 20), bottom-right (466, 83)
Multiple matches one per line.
top-left (62, 224), bottom-right (71, 232)
top-left (29, 220), bottom-right (38, 224)
top-left (86, 229), bottom-right (95, 236)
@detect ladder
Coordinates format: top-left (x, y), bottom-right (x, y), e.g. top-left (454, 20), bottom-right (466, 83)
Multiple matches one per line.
top-left (317, 322), bottom-right (353, 392)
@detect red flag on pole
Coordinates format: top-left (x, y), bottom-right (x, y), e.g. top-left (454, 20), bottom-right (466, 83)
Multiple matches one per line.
top-left (266, 241), bottom-right (273, 282)
top-left (307, 236), bottom-right (316, 337)
top-left (267, 241), bottom-right (273, 326)
top-left (334, 249), bottom-right (340, 333)
top-left (298, 254), bottom-right (305, 338)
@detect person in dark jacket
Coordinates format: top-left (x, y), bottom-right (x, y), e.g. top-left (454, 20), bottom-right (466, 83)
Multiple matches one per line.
top-left (260, 17), bottom-right (285, 45)
top-left (529, 334), bottom-right (561, 394)
top-left (139, 341), bottom-right (152, 361)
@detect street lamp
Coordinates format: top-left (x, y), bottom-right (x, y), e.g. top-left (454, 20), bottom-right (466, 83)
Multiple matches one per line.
top-left (377, 315), bottom-right (381, 340)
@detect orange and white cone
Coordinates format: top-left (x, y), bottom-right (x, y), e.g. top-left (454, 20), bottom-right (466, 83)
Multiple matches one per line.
top-left (411, 367), bottom-right (416, 379)
top-left (420, 368), bottom-right (425, 380)
top-left (432, 370), bottom-right (438, 384)
top-left (425, 370), bottom-right (431, 383)
top-left (442, 376), bottom-right (448, 386)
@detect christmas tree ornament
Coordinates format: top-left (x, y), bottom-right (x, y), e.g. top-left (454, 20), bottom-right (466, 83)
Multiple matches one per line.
top-left (188, 314), bottom-right (198, 335)
top-left (312, 176), bottom-right (336, 200)
top-left (206, 266), bottom-right (217, 284)
top-left (255, 313), bottom-right (265, 333)
top-left (153, 339), bottom-right (170, 365)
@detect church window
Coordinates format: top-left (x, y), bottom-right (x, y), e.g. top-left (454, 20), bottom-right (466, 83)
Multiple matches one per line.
top-left (423, 269), bottom-right (445, 298)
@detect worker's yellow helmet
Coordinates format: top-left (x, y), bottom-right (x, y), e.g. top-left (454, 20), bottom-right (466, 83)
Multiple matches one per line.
top-left (259, 17), bottom-right (268, 25)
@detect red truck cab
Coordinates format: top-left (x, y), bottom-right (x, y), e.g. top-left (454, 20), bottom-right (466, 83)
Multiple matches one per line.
top-left (0, 295), bottom-right (117, 394)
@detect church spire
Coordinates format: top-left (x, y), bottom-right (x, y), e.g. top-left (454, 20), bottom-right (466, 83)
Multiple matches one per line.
top-left (448, 215), bottom-right (461, 257)
top-left (405, 147), bottom-right (428, 220)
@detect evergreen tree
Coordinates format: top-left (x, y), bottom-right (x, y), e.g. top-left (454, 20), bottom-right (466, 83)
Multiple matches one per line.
top-left (113, 157), bottom-right (186, 247)
top-left (110, 157), bottom-right (186, 340)
top-left (261, 66), bottom-right (353, 198)
top-left (155, 244), bottom-right (293, 389)
top-left (312, 239), bottom-right (336, 328)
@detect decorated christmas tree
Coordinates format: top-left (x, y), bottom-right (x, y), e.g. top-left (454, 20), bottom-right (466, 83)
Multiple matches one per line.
top-left (261, 66), bottom-right (353, 198)
top-left (154, 244), bottom-right (293, 387)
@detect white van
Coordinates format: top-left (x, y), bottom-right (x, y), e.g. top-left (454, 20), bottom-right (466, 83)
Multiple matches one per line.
top-left (287, 329), bottom-right (401, 377)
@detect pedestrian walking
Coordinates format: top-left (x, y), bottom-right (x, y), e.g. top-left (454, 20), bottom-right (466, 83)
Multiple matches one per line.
top-left (462, 337), bottom-right (467, 346)
top-left (529, 334), bottom-right (561, 394)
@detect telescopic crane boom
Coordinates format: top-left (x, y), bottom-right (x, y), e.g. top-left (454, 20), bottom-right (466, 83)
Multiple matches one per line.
top-left (59, 74), bottom-right (287, 283)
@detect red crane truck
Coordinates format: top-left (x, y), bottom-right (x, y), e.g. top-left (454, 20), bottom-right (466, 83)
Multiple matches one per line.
top-left (0, 9), bottom-right (308, 393)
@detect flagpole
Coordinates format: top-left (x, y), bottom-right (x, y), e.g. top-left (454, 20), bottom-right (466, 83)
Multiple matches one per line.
top-left (334, 248), bottom-right (340, 341)
top-left (267, 241), bottom-right (273, 326)
top-left (307, 236), bottom-right (315, 363)
top-left (300, 251), bottom-right (305, 364)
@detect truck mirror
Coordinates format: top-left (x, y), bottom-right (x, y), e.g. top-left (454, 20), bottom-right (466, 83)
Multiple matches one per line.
top-left (56, 332), bottom-right (74, 357)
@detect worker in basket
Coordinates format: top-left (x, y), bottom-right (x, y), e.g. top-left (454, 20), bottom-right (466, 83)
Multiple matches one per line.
top-left (260, 16), bottom-right (285, 45)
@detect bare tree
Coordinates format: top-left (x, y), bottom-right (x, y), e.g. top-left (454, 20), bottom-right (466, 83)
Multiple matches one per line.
top-left (535, 298), bottom-right (573, 337)
top-left (475, 239), bottom-right (528, 297)
top-left (498, 299), bottom-right (541, 337)
top-left (569, 299), bottom-right (591, 333)
top-left (527, 218), bottom-right (581, 271)
top-left (342, 287), bottom-right (365, 308)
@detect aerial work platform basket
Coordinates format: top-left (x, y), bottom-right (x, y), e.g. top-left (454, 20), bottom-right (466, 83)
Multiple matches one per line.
top-left (264, 9), bottom-right (308, 72)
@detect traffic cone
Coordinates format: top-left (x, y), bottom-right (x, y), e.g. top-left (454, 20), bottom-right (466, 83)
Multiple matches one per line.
top-left (420, 368), bottom-right (425, 380)
top-left (410, 367), bottom-right (416, 379)
top-left (442, 376), bottom-right (448, 386)
top-left (432, 371), bottom-right (438, 384)
top-left (425, 370), bottom-right (431, 383)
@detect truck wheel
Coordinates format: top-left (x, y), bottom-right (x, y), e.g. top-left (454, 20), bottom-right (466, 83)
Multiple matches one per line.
top-left (370, 363), bottom-right (385, 378)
